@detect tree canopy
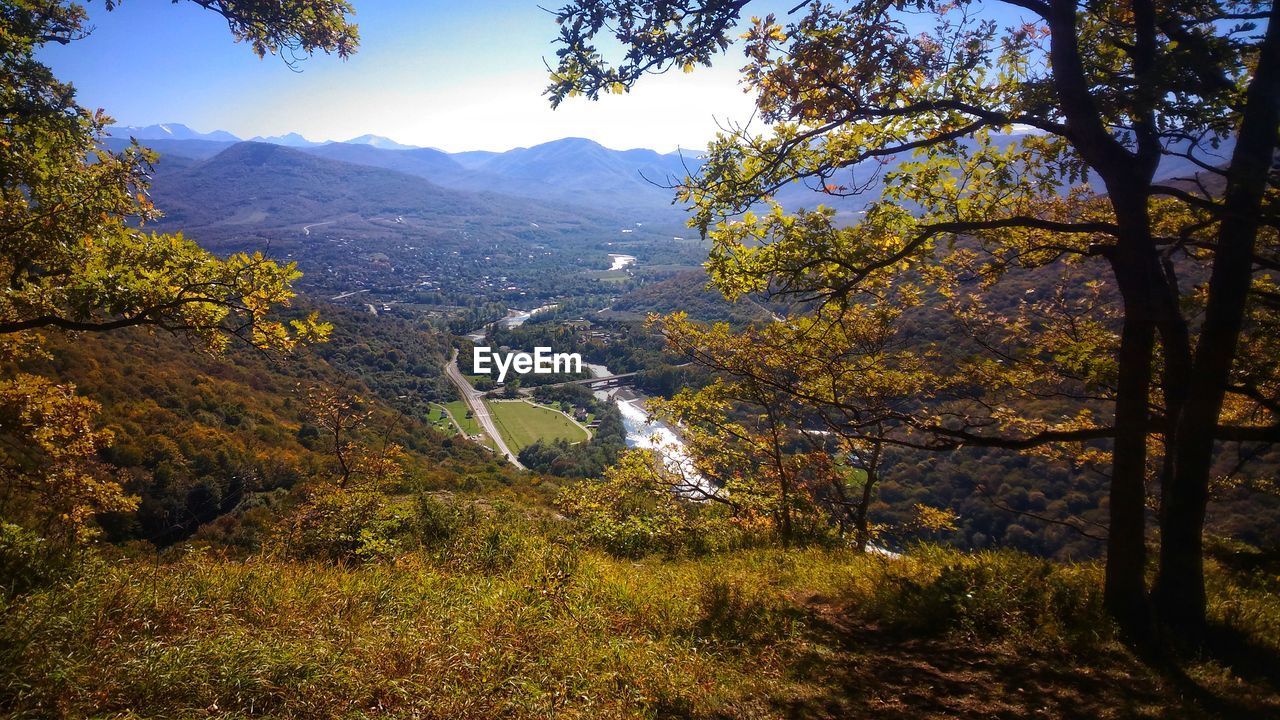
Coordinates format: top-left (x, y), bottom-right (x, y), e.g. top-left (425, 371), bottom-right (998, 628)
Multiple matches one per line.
top-left (547, 0), bottom-right (1280, 643)
top-left (1, 0), bottom-right (358, 539)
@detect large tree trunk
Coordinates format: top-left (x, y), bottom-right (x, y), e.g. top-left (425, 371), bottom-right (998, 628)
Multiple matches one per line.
top-left (1154, 7), bottom-right (1280, 640)
top-left (1106, 248), bottom-right (1157, 639)
top-left (1044, 0), bottom-right (1165, 638)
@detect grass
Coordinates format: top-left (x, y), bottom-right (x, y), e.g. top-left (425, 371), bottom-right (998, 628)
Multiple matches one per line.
top-left (486, 400), bottom-right (589, 452)
top-left (443, 400), bottom-right (482, 436)
top-left (427, 404), bottom-right (458, 435)
top-left (584, 270), bottom-right (631, 283)
top-left (4, 526), bottom-right (1277, 719)
top-left (439, 401), bottom-right (496, 451)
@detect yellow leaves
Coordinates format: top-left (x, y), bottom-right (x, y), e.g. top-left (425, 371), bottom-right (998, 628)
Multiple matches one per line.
top-left (742, 15), bottom-right (786, 43)
top-left (0, 374), bottom-right (138, 541)
top-left (291, 312), bottom-right (333, 345)
top-left (913, 504), bottom-right (958, 533)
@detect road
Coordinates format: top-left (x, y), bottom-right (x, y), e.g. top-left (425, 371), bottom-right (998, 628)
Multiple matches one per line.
top-left (444, 350), bottom-right (525, 469)
top-left (301, 220), bottom-right (335, 236)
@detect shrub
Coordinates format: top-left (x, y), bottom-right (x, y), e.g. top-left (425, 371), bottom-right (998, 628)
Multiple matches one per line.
top-left (862, 547), bottom-right (1108, 645)
top-left (414, 494), bottom-right (466, 547)
top-left (280, 490), bottom-right (412, 562)
top-left (556, 454), bottom-right (738, 558)
top-left (0, 523), bottom-right (68, 598)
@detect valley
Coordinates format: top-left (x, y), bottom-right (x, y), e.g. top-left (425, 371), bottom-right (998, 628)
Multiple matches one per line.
top-left (6, 2), bottom-right (1280, 716)
top-left (50, 128), bottom-right (1280, 560)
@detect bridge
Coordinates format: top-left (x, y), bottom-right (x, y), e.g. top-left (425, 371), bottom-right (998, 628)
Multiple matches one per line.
top-left (520, 372), bottom-right (638, 391)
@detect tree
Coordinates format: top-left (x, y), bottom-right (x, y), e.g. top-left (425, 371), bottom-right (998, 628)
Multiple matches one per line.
top-left (300, 384), bottom-right (405, 490)
top-left (557, 448), bottom-right (716, 556)
top-left (1, 0), bottom-right (358, 541)
top-left (658, 306), bottom-right (919, 550)
top-left (546, 0), bottom-right (1279, 642)
top-left (0, 360), bottom-right (136, 543)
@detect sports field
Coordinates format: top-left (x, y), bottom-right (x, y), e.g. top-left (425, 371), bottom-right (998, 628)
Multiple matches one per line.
top-left (486, 400), bottom-right (589, 452)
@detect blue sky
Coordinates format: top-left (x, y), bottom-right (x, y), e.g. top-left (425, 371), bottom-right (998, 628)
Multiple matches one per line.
top-left (39, 1), bottom-right (1033, 153)
top-left (38, 0), bottom-right (764, 152)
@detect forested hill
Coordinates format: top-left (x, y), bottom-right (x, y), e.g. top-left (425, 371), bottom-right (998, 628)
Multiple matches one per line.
top-left (12, 306), bottom-right (525, 548)
top-left (608, 269), bottom-right (778, 325)
top-left (145, 141), bottom-right (616, 237)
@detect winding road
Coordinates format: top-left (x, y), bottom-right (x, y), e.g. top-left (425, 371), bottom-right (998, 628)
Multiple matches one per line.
top-left (301, 220), bottom-right (335, 236)
top-left (445, 350), bottom-right (525, 469)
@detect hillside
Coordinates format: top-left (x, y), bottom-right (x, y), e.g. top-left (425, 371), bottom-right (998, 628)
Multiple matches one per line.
top-left (146, 141), bottom-right (575, 233)
top-left (4, 526), bottom-right (1278, 718)
top-left (608, 269), bottom-right (777, 325)
top-left (301, 142), bottom-right (475, 187)
top-left (10, 306), bottom-right (525, 547)
top-left (9, 0), bottom-right (1278, 715)
top-left (139, 142), bottom-right (641, 296)
top-left (467, 137), bottom-right (697, 212)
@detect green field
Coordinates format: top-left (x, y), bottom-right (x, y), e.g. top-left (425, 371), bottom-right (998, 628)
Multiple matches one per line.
top-left (426, 404), bottom-right (458, 435)
top-left (442, 400), bottom-right (482, 436)
top-left (486, 400), bottom-right (589, 452)
top-left (585, 270), bottom-right (630, 283)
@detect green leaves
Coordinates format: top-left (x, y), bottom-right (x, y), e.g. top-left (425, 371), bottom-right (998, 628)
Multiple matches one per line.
top-left (1, 0), bottom-right (355, 544)
top-left (180, 0), bottom-right (359, 62)
top-left (544, 0), bottom-right (748, 107)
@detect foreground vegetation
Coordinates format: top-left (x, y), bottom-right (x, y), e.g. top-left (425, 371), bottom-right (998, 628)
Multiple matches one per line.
top-left (4, 503), bottom-right (1278, 719)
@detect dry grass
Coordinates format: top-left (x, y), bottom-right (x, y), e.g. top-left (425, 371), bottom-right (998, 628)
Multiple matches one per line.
top-left (2, 533), bottom-right (1277, 719)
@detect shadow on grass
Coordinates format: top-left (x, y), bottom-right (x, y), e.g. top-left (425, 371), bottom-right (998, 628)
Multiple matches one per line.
top-left (772, 597), bottom-right (1278, 720)
top-left (1199, 621), bottom-right (1280, 688)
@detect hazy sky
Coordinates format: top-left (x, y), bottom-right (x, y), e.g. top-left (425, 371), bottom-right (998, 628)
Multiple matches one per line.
top-left (37, 0), bottom-right (780, 153)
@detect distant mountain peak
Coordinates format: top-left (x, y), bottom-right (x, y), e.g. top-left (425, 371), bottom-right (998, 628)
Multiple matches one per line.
top-left (249, 131), bottom-right (324, 148)
top-left (106, 123), bottom-right (239, 143)
top-left (544, 136), bottom-right (603, 148)
top-left (343, 134), bottom-right (420, 151)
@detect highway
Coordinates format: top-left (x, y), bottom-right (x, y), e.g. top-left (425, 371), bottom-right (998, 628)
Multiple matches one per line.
top-left (444, 350), bottom-right (525, 469)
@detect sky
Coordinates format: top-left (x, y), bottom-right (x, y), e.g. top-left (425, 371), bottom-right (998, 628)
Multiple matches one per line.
top-left (37, 0), bottom-right (777, 153)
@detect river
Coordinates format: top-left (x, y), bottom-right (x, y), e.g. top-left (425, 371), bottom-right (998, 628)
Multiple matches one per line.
top-left (497, 303), bottom-right (559, 329)
top-left (468, 304), bottom-right (560, 342)
top-left (585, 363), bottom-right (712, 495)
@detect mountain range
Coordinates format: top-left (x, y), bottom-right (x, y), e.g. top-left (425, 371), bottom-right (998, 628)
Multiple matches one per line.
top-left (108, 123), bottom-right (415, 150)
top-left (107, 123), bottom-right (1230, 223)
top-left (105, 125), bottom-right (708, 217)
top-left (104, 125), bottom-right (870, 219)
top-left (143, 140), bottom-right (612, 235)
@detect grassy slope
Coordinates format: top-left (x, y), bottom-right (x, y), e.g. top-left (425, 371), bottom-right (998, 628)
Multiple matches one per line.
top-left (487, 400), bottom-right (589, 452)
top-left (4, 540), bottom-right (1277, 719)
